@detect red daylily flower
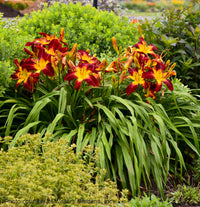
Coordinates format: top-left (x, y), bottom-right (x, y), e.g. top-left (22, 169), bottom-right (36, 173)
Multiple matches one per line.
top-left (76, 50), bottom-right (101, 71)
top-left (126, 68), bottom-right (147, 95)
top-left (144, 82), bottom-right (157, 100)
top-left (29, 48), bottom-right (55, 76)
top-left (45, 39), bottom-right (69, 56)
top-left (11, 59), bottom-right (39, 91)
top-left (64, 61), bottom-right (99, 90)
top-left (134, 36), bottom-right (158, 57)
top-left (142, 63), bottom-right (176, 92)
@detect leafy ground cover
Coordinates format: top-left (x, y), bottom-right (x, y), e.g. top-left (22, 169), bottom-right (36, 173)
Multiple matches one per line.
top-left (0, 0), bottom-right (200, 206)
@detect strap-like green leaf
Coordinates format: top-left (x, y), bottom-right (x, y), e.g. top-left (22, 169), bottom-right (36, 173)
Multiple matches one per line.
top-left (76, 124), bottom-right (85, 154)
top-left (24, 98), bottom-right (51, 126)
top-left (9, 121), bottom-right (41, 148)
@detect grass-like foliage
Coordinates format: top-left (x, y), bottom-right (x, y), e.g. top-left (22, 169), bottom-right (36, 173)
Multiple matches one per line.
top-left (18, 2), bottom-right (138, 56)
top-left (0, 133), bottom-right (129, 206)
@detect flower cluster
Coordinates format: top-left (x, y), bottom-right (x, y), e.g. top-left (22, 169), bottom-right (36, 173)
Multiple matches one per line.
top-left (108, 36), bottom-right (176, 99)
top-left (11, 29), bottom-right (176, 100)
top-left (11, 29), bottom-right (107, 92)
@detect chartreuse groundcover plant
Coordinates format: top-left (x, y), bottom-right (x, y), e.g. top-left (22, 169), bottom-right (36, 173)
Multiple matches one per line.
top-left (0, 133), bottom-right (129, 206)
top-left (1, 28), bottom-right (200, 199)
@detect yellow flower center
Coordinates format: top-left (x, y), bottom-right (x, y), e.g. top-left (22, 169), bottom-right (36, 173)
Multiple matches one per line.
top-left (153, 69), bottom-right (164, 83)
top-left (81, 54), bottom-right (95, 64)
top-left (75, 67), bottom-right (91, 81)
top-left (137, 43), bottom-right (154, 55)
top-left (129, 69), bottom-right (145, 85)
top-left (19, 68), bottom-right (30, 81)
top-left (35, 58), bottom-right (48, 71)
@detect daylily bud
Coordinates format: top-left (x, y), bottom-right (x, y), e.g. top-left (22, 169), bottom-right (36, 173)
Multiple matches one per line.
top-left (112, 37), bottom-right (119, 54)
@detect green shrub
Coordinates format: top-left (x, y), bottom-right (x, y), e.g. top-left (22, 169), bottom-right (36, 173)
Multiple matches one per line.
top-left (0, 133), bottom-right (129, 207)
top-left (0, 20), bottom-right (33, 64)
top-left (139, 0), bottom-right (200, 89)
top-left (129, 194), bottom-right (173, 207)
top-left (0, 61), bottom-right (14, 97)
top-left (18, 2), bottom-right (138, 56)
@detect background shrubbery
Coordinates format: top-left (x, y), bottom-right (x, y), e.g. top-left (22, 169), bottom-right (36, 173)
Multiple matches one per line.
top-left (138, 0), bottom-right (200, 89)
top-left (18, 2), bottom-right (138, 57)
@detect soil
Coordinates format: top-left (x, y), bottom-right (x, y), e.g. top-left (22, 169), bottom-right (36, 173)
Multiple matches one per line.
top-left (0, 2), bottom-right (23, 17)
top-left (0, 0), bottom-right (46, 17)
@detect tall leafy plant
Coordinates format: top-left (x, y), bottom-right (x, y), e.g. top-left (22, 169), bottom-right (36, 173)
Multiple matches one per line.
top-left (1, 30), bottom-right (199, 198)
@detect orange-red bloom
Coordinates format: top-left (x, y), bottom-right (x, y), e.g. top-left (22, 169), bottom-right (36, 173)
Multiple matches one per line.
top-left (28, 48), bottom-right (55, 76)
top-left (142, 62), bottom-right (176, 92)
top-left (76, 50), bottom-right (102, 72)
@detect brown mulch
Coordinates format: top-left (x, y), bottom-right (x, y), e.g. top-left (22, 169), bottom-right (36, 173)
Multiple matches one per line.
top-left (0, 0), bottom-right (46, 17)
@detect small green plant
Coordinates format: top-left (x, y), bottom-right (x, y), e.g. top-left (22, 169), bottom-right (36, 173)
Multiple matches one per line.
top-left (18, 2), bottom-right (138, 56)
top-left (168, 185), bottom-right (200, 205)
top-left (0, 133), bottom-right (129, 206)
top-left (129, 194), bottom-right (173, 207)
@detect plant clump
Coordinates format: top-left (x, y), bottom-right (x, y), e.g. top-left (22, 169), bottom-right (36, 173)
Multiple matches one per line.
top-left (0, 133), bottom-right (129, 207)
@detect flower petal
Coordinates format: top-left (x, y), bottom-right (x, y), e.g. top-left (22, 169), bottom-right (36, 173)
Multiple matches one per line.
top-left (142, 70), bottom-right (154, 79)
top-left (85, 75), bottom-right (99, 87)
top-left (163, 79), bottom-right (173, 91)
top-left (126, 83), bottom-right (138, 95)
top-left (74, 79), bottom-right (82, 90)
top-left (64, 72), bottom-right (77, 81)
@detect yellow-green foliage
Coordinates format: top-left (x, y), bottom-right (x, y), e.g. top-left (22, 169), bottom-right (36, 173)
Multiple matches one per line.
top-left (0, 134), bottom-right (129, 207)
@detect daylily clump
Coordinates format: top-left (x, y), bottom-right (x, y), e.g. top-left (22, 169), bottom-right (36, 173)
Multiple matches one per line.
top-left (11, 29), bottom-right (176, 100)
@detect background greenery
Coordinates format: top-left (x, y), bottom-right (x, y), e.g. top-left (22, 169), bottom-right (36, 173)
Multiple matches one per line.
top-left (137, 1), bottom-right (200, 89)
top-left (18, 2), bottom-right (138, 57)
